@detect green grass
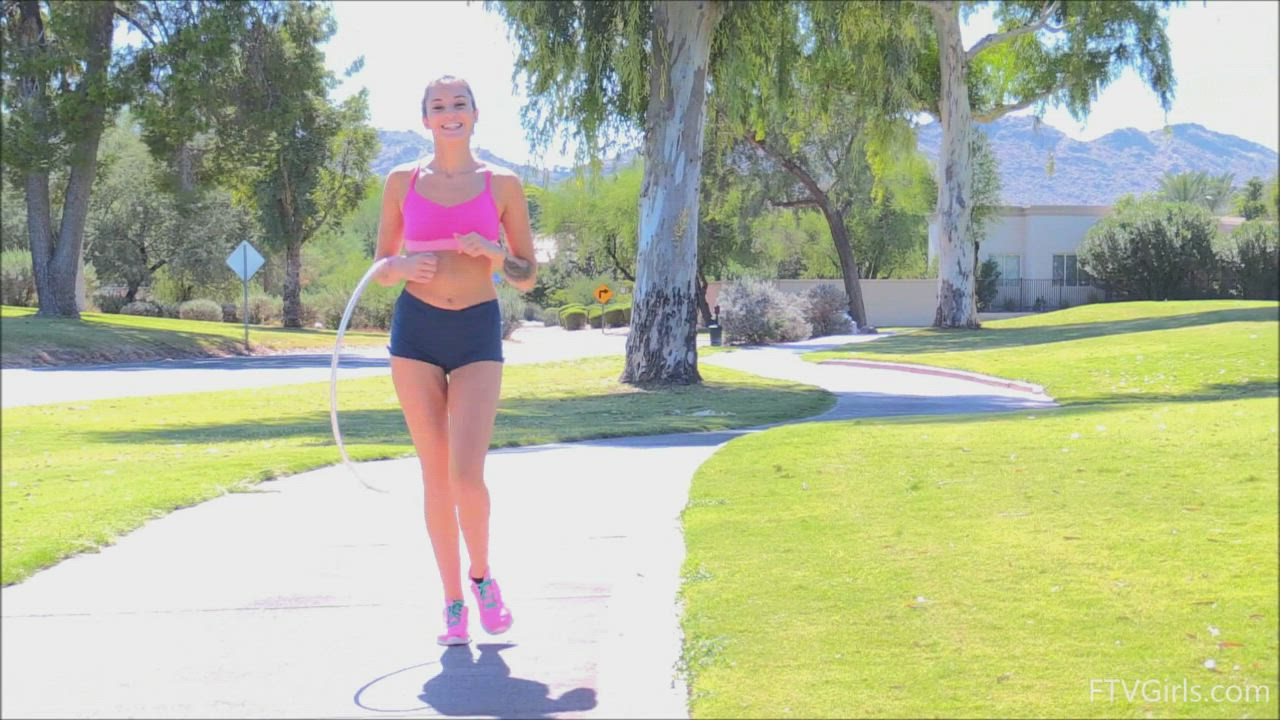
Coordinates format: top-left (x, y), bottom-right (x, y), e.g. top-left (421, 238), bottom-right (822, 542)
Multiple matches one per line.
top-left (0, 356), bottom-right (832, 586)
top-left (1, 304), bottom-right (389, 367)
top-left (680, 300), bottom-right (1278, 718)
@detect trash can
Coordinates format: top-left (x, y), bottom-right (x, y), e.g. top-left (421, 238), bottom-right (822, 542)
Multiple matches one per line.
top-left (708, 322), bottom-right (722, 346)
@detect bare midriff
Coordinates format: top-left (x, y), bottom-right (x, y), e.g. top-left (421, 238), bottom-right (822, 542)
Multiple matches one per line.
top-left (403, 252), bottom-right (497, 309)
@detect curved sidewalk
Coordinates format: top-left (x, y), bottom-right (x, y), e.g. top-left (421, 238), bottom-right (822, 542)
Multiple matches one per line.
top-left (0, 338), bottom-right (1056, 719)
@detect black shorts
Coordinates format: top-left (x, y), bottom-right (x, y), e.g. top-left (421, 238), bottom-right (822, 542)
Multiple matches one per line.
top-left (388, 291), bottom-right (504, 374)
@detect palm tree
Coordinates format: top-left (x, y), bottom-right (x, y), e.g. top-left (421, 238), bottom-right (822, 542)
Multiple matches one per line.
top-left (1157, 170), bottom-right (1235, 213)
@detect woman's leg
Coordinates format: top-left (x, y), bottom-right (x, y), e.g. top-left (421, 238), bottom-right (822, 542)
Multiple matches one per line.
top-left (390, 355), bottom-right (462, 603)
top-left (444, 360), bottom-right (504, 580)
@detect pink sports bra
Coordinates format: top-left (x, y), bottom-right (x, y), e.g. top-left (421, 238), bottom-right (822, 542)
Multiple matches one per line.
top-left (401, 165), bottom-right (502, 253)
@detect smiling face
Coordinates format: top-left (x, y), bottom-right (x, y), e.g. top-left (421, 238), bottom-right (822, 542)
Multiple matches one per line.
top-left (421, 77), bottom-right (478, 142)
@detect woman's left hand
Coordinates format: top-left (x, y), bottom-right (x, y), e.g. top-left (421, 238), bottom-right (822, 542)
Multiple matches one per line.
top-left (455, 232), bottom-right (505, 261)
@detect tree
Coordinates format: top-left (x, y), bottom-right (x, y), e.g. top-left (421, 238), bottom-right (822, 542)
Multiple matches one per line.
top-left (2, 1), bottom-right (117, 318)
top-left (1157, 170), bottom-right (1234, 213)
top-left (494, 0), bottom-right (735, 385)
top-left (910, 1), bottom-right (1175, 328)
top-left (1234, 177), bottom-right (1268, 221)
top-left (538, 162), bottom-right (644, 282)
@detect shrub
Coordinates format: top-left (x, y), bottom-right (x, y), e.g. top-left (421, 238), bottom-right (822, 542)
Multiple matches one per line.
top-left (802, 284), bottom-right (853, 337)
top-left (1079, 198), bottom-right (1219, 300)
top-left (1217, 220), bottom-right (1279, 300)
top-left (719, 277), bottom-right (812, 344)
top-left (221, 303), bottom-right (239, 323)
top-left (2, 249), bottom-right (37, 306)
top-left (497, 284), bottom-right (524, 339)
top-left (120, 300), bottom-right (164, 317)
top-left (94, 288), bottom-right (130, 314)
top-left (523, 301), bottom-right (542, 322)
top-left (559, 304), bottom-right (588, 331)
top-left (975, 258), bottom-right (1002, 312)
top-left (178, 299), bottom-right (222, 322)
top-left (586, 304), bottom-right (604, 329)
top-left (541, 306), bottom-right (561, 326)
top-left (1032, 296), bottom-right (1047, 312)
top-left (603, 300), bottom-right (631, 327)
top-left (247, 293), bottom-right (282, 325)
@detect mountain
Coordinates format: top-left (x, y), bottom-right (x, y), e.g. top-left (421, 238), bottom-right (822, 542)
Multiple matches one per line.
top-left (371, 129), bottom-right (638, 187)
top-left (915, 116), bottom-right (1278, 206)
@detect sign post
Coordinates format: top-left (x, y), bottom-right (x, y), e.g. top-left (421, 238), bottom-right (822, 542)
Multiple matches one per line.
top-left (594, 284), bottom-right (613, 334)
top-left (226, 241), bottom-right (265, 352)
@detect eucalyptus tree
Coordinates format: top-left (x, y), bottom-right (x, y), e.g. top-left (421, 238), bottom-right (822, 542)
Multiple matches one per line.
top-left (910, 0), bottom-right (1175, 327)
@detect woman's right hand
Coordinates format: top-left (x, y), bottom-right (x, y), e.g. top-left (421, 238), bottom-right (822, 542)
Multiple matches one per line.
top-left (393, 253), bottom-right (438, 284)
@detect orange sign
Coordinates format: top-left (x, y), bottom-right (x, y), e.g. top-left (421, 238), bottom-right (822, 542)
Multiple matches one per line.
top-left (594, 284), bottom-right (613, 304)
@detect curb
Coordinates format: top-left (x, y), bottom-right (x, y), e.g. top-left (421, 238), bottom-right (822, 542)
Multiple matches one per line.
top-left (818, 358), bottom-right (1046, 395)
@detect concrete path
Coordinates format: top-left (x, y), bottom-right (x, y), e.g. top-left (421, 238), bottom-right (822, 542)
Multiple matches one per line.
top-left (0, 338), bottom-right (1057, 719)
top-left (0, 325), bottom-right (645, 408)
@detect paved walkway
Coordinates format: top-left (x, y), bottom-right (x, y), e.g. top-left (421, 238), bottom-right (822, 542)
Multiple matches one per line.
top-left (0, 325), bottom-right (645, 408)
top-left (0, 338), bottom-right (1056, 719)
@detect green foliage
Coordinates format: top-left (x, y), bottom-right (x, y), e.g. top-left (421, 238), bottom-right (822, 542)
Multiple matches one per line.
top-left (489, 1), bottom-right (652, 158)
top-left (559, 304), bottom-right (588, 330)
top-left (539, 161), bottom-right (643, 280)
top-left (1157, 170), bottom-right (1235, 213)
top-left (975, 257), bottom-right (1002, 312)
top-left (1079, 198), bottom-right (1220, 301)
top-left (1234, 177), bottom-right (1269, 221)
top-left (540, 306), bottom-right (561, 326)
top-left (247, 292), bottom-right (282, 325)
top-left (803, 284), bottom-right (853, 337)
top-left (1217, 221), bottom-right (1279, 300)
top-left (497, 284), bottom-right (525, 339)
top-left (121, 300), bottom-right (164, 318)
top-left (177, 299), bottom-right (222, 322)
top-left (1, 250), bottom-right (36, 306)
top-left (1, 178), bottom-right (29, 252)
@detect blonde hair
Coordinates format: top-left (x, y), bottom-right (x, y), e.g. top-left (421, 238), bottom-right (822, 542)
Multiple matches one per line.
top-left (421, 75), bottom-right (477, 116)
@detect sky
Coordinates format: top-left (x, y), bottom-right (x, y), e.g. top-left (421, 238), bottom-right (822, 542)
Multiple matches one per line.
top-left (320, 0), bottom-right (1278, 169)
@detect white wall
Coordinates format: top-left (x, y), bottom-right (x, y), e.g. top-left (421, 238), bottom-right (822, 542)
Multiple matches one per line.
top-left (929, 206), bottom-right (1110, 278)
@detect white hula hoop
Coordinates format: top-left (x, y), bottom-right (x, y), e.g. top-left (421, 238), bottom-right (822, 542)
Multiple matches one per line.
top-left (330, 257), bottom-right (393, 493)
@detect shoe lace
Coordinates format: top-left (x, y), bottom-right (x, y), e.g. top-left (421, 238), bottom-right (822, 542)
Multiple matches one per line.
top-left (445, 600), bottom-right (464, 626)
top-left (476, 579), bottom-right (497, 607)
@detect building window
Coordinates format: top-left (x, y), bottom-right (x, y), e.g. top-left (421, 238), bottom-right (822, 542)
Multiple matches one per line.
top-left (992, 254), bottom-right (1021, 283)
top-left (1053, 253), bottom-right (1092, 286)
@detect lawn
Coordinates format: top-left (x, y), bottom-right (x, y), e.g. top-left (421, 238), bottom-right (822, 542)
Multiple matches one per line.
top-left (0, 355), bottom-right (833, 586)
top-left (1, 304), bottom-right (389, 367)
top-left (679, 300), bottom-right (1278, 718)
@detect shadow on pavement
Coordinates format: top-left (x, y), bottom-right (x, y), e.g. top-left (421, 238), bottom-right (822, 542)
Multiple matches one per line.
top-left (354, 643), bottom-right (596, 718)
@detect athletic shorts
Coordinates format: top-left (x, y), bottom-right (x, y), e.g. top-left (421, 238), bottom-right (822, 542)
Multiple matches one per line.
top-left (388, 291), bottom-right (504, 374)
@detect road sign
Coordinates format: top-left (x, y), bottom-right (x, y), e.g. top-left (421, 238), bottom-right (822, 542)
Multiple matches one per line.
top-left (594, 284), bottom-right (613, 304)
top-left (226, 241), bottom-right (264, 282)
top-left (226, 241), bottom-right (264, 351)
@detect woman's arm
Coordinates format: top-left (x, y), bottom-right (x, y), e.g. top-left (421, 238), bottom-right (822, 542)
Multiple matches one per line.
top-left (494, 174), bottom-right (538, 293)
top-left (373, 169), bottom-right (410, 286)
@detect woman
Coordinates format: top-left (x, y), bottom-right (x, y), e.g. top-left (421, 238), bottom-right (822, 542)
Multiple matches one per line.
top-left (373, 75), bottom-right (537, 645)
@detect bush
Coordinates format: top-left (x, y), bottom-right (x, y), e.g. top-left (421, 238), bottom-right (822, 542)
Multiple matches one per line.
top-left (975, 258), bottom-right (1002, 312)
top-left (1217, 221), bottom-right (1279, 300)
top-left (559, 304), bottom-right (588, 331)
top-left (94, 288), bottom-right (130, 314)
top-left (802, 284), bottom-right (853, 337)
top-left (497, 284), bottom-right (524, 339)
top-left (178, 299), bottom-right (222, 322)
top-left (523, 301), bottom-right (542, 322)
top-left (1032, 296), bottom-right (1047, 313)
top-left (221, 303), bottom-right (239, 323)
top-left (2, 249), bottom-right (37, 306)
top-left (540, 306), bottom-right (561, 326)
top-left (719, 277), bottom-right (812, 344)
top-left (603, 299), bottom-right (631, 327)
top-left (120, 300), bottom-right (164, 317)
top-left (1079, 198), bottom-right (1219, 300)
top-left (247, 293), bottom-right (282, 325)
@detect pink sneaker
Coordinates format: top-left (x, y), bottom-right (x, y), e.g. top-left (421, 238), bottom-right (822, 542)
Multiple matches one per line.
top-left (437, 599), bottom-right (470, 646)
top-left (470, 574), bottom-right (513, 634)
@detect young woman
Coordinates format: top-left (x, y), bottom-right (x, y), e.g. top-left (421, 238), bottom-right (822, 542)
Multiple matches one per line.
top-left (373, 75), bottom-right (537, 645)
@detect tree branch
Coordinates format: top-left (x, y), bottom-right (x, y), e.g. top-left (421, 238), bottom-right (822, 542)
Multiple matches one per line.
top-left (770, 198), bottom-right (820, 210)
top-left (746, 132), bottom-right (831, 214)
top-left (966, 1), bottom-right (1060, 61)
top-left (973, 95), bottom-right (1042, 123)
top-left (114, 6), bottom-right (158, 46)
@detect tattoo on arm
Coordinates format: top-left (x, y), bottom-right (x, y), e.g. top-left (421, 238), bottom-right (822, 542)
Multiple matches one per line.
top-left (503, 254), bottom-right (533, 281)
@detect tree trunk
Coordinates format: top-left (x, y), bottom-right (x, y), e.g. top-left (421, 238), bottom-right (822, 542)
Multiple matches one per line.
top-left (20, 1), bottom-right (114, 319)
top-left (621, 0), bottom-right (723, 385)
top-left (931, 3), bottom-right (981, 329)
top-left (822, 205), bottom-right (870, 330)
top-left (695, 266), bottom-right (713, 327)
top-left (282, 236), bottom-right (303, 327)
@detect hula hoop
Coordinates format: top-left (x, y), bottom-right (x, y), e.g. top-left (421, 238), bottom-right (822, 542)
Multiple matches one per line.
top-left (329, 257), bottom-right (393, 493)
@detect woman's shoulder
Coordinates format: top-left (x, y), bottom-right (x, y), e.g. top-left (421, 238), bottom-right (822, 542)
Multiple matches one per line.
top-left (480, 163), bottom-right (524, 193)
